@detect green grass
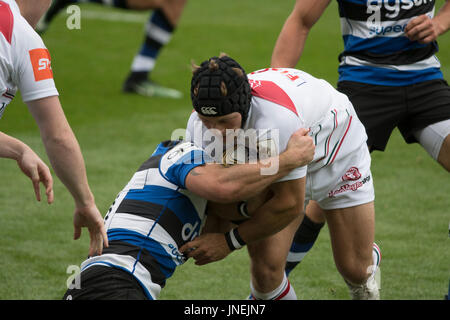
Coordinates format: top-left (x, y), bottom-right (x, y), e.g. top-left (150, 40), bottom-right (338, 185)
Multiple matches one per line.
top-left (0, 0), bottom-right (449, 300)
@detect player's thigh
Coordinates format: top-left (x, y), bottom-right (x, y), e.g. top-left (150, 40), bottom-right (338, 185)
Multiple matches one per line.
top-left (438, 134), bottom-right (450, 171)
top-left (413, 119), bottom-right (450, 171)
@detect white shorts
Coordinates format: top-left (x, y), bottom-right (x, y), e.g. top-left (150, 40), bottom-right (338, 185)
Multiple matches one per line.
top-left (305, 142), bottom-right (375, 210)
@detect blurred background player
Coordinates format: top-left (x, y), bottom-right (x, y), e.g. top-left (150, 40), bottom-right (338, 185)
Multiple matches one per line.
top-left (64, 132), bottom-right (315, 300)
top-left (38, 0), bottom-right (186, 98)
top-left (1, 0), bottom-right (108, 256)
top-left (183, 55), bottom-right (381, 300)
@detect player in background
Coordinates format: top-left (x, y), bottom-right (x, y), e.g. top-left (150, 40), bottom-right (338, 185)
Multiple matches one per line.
top-left (182, 55), bottom-right (381, 300)
top-left (0, 0), bottom-right (108, 256)
top-left (38, 0), bottom-right (185, 99)
top-left (270, 0), bottom-right (450, 291)
top-left (64, 130), bottom-right (315, 300)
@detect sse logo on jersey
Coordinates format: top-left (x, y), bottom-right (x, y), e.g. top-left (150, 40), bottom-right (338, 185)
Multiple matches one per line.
top-left (29, 48), bottom-right (53, 82)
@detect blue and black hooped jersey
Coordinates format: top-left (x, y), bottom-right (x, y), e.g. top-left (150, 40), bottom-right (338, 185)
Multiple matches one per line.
top-left (79, 140), bottom-right (209, 299)
top-left (337, 0), bottom-right (443, 86)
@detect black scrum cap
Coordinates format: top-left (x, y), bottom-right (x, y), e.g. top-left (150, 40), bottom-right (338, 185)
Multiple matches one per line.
top-left (191, 55), bottom-right (251, 123)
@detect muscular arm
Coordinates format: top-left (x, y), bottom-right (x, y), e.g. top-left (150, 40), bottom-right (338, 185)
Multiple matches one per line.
top-left (26, 96), bottom-right (94, 208)
top-left (271, 0), bottom-right (331, 68)
top-left (185, 128), bottom-right (314, 203)
top-left (180, 178), bottom-right (305, 264)
top-left (26, 96), bottom-right (108, 255)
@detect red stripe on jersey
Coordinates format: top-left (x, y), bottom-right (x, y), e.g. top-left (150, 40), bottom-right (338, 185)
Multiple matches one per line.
top-left (0, 1), bottom-right (13, 45)
top-left (249, 79), bottom-right (298, 117)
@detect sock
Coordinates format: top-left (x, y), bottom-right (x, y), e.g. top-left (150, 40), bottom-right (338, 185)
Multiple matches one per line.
top-left (128, 9), bottom-right (175, 82)
top-left (285, 215), bottom-right (324, 276)
top-left (250, 273), bottom-right (297, 300)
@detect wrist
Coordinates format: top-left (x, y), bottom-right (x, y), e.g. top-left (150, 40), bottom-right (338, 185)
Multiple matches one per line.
top-left (74, 192), bottom-right (96, 209)
top-left (224, 228), bottom-right (246, 251)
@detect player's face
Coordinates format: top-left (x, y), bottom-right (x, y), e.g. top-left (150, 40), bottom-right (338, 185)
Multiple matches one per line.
top-left (198, 112), bottom-right (242, 137)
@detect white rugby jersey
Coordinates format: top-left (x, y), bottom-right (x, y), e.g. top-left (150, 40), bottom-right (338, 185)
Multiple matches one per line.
top-left (187, 68), bottom-right (367, 179)
top-left (0, 0), bottom-right (58, 118)
top-left (80, 140), bottom-right (208, 300)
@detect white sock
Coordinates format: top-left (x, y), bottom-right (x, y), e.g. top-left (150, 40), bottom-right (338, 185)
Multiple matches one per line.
top-left (250, 273), bottom-right (297, 300)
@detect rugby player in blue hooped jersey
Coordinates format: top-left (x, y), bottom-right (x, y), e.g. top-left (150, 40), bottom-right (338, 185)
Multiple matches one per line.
top-left (270, 0), bottom-right (450, 299)
top-left (63, 129), bottom-right (315, 300)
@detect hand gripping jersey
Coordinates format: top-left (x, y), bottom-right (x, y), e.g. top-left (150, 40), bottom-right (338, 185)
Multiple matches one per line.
top-left (337, 0), bottom-right (443, 86)
top-left (187, 68), bottom-right (368, 179)
top-left (0, 0), bottom-right (58, 118)
top-left (80, 140), bottom-right (209, 300)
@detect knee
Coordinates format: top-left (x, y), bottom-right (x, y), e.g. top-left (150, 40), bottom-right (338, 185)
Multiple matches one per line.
top-left (250, 257), bottom-right (285, 292)
top-left (251, 261), bottom-right (283, 285)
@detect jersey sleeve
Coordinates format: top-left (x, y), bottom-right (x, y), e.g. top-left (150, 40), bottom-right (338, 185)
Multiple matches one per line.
top-left (252, 97), bottom-right (308, 182)
top-left (159, 141), bottom-right (211, 189)
top-left (12, 19), bottom-right (58, 102)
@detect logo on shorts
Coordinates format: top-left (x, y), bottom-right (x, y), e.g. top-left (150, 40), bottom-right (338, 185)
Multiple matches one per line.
top-left (29, 48), bottom-right (53, 82)
top-left (328, 175), bottom-right (371, 198)
top-left (342, 167), bottom-right (361, 181)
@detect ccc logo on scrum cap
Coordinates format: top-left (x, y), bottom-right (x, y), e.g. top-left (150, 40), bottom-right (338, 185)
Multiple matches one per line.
top-left (200, 107), bottom-right (218, 115)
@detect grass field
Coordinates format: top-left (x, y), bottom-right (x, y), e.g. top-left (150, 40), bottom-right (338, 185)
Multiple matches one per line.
top-left (0, 0), bottom-right (449, 300)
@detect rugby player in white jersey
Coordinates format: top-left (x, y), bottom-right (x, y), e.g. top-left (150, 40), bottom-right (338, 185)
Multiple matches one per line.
top-left (181, 55), bottom-right (381, 300)
top-left (63, 130), bottom-right (315, 300)
top-left (0, 0), bottom-right (107, 256)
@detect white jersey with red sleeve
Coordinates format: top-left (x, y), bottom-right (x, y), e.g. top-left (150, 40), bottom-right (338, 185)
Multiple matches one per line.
top-left (247, 68), bottom-right (368, 172)
top-left (186, 67), bottom-right (368, 183)
top-left (0, 0), bottom-right (58, 119)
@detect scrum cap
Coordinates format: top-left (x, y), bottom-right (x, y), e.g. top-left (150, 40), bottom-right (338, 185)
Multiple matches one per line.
top-left (190, 55), bottom-right (252, 123)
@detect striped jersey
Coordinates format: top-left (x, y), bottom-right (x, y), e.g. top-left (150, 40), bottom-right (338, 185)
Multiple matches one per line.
top-left (80, 140), bottom-right (209, 300)
top-left (337, 0), bottom-right (443, 86)
top-left (0, 0), bottom-right (58, 119)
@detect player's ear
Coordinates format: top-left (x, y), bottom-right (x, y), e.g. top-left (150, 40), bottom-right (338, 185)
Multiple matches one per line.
top-left (191, 60), bottom-right (200, 74)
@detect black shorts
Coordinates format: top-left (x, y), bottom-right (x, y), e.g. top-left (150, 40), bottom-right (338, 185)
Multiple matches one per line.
top-left (337, 79), bottom-right (450, 151)
top-left (63, 266), bottom-right (148, 300)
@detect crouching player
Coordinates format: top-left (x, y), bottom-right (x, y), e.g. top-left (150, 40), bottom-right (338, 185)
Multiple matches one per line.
top-left (63, 129), bottom-right (314, 300)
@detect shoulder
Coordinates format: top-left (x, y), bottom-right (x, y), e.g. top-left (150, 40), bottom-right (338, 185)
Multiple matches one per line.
top-left (0, 1), bottom-right (14, 45)
top-left (159, 141), bottom-right (209, 188)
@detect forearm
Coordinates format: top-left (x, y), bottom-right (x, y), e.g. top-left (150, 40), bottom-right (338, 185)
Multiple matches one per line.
top-left (234, 195), bottom-right (300, 244)
top-left (0, 132), bottom-right (29, 160)
top-left (214, 152), bottom-right (300, 201)
top-left (434, 0), bottom-right (450, 36)
top-left (27, 96), bottom-right (95, 207)
top-left (42, 129), bottom-right (94, 207)
top-left (271, 16), bottom-right (309, 68)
